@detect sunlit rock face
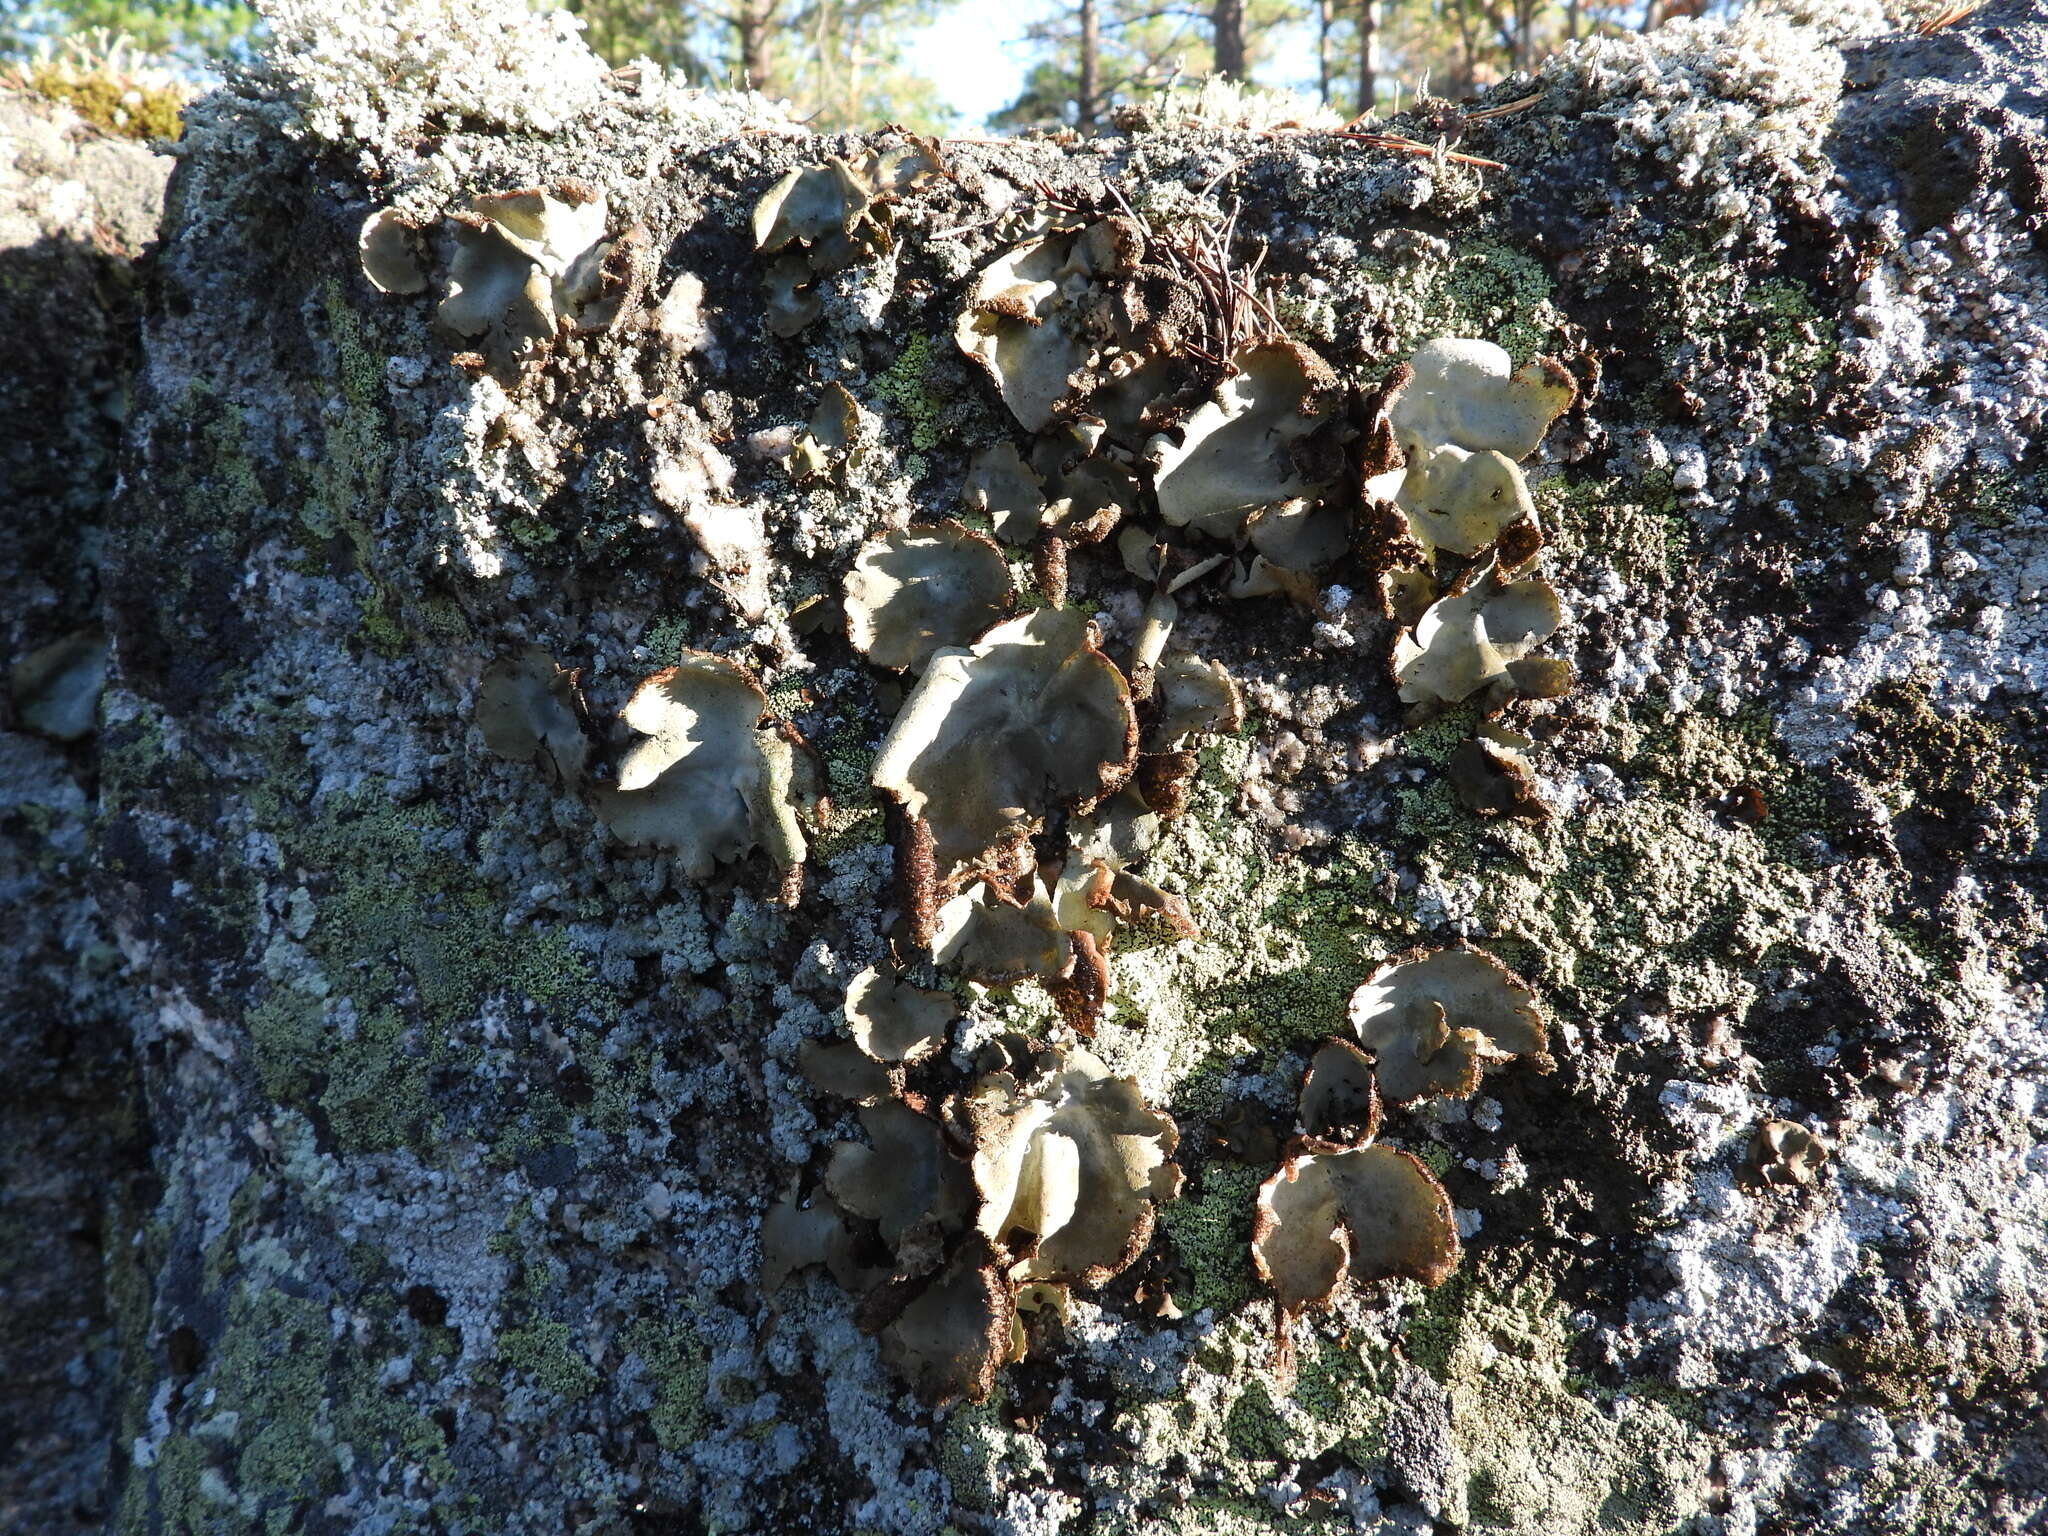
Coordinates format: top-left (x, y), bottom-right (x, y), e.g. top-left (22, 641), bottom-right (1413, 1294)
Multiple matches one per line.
top-left (37, 1), bottom-right (2048, 1533)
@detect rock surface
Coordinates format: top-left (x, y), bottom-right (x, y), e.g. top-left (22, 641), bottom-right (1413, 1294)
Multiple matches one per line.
top-left (8, 0), bottom-right (2048, 1531)
top-left (0, 82), bottom-right (169, 1536)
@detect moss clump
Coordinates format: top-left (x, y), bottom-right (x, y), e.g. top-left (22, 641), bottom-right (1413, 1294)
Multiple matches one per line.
top-left (640, 612), bottom-right (695, 664)
top-left (18, 52), bottom-right (188, 141)
top-left (1620, 233), bottom-right (1836, 416)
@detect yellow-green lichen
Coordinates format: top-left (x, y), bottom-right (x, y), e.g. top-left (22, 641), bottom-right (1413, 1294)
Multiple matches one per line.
top-left (498, 1318), bottom-right (601, 1401)
top-left (245, 779), bottom-right (613, 1153)
top-left (19, 53), bottom-right (188, 141)
top-left (874, 331), bottom-right (948, 456)
top-left (1538, 472), bottom-right (1692, 586)
top-left (127, 1281), bottom-right (452, 1534)
top-left (622, 1318), bottom-right (712, 1450)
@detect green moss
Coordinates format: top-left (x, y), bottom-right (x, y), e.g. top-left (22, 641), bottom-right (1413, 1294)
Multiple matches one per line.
top-left (1620, 234), bottom-right (1836, 418)
top-left (1849, 680), bottom-right (2038, 843)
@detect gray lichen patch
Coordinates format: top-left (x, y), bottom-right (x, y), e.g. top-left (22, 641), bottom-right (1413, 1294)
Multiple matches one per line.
top-left (89, 0), bottom-right (2048, 1528)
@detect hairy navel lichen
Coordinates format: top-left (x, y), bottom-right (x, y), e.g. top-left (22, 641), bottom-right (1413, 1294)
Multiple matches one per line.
top-left (842, 522), bottom-right (1014, 673)
top-left (871, 607), bottom-right (1136, 871)
top-left (1347, 946), bottom-right (1553, 1105)
top-left (595, 654), bottom-right (814, 883)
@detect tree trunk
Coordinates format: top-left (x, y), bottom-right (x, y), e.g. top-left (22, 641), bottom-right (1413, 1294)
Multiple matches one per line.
top-left (1317, 0), bottom-right (1333, 104)
top-left (1358, 0), bottom-right (1380, 117)
top-left (1080, 0), bottom-right (1101, 129)
top-left (34, 3), bottom-right (2048, 1533)
top-left (737, 0), bottom-right (777, 92)
top-left (1212, 0), bottom-right (1246, 79)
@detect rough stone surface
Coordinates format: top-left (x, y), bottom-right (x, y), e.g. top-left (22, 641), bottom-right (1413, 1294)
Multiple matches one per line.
top-left (0, 83), bottom-right (170, 1536)
top-left (10, 0), bottom-right (2048, 1531)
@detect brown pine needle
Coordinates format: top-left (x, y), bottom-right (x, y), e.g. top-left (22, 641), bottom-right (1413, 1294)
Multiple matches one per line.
top-left (1328, 131), bottom-right (1506, 170)
top-left (1919, 1), bottom-right (1982, 33)
top-left (1464, 92), bottom-right (1544, 121)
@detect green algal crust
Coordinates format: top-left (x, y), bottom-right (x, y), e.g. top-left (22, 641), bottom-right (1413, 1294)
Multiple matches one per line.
top-left (1436, 793), bottom-right (1814, 1018)
top-left (1850, 680), bottom-right (2040, 848)
top-left (1102, 1315), bottom-right (1391, 1525)
top-left (315, 282), bottom-right (447, 656)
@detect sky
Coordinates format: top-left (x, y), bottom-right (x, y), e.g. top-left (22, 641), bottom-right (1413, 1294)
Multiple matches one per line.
top-left (904, 3), bottom-right (1036, 130)
top-left (904, 0), bottom-right (1324, 132)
